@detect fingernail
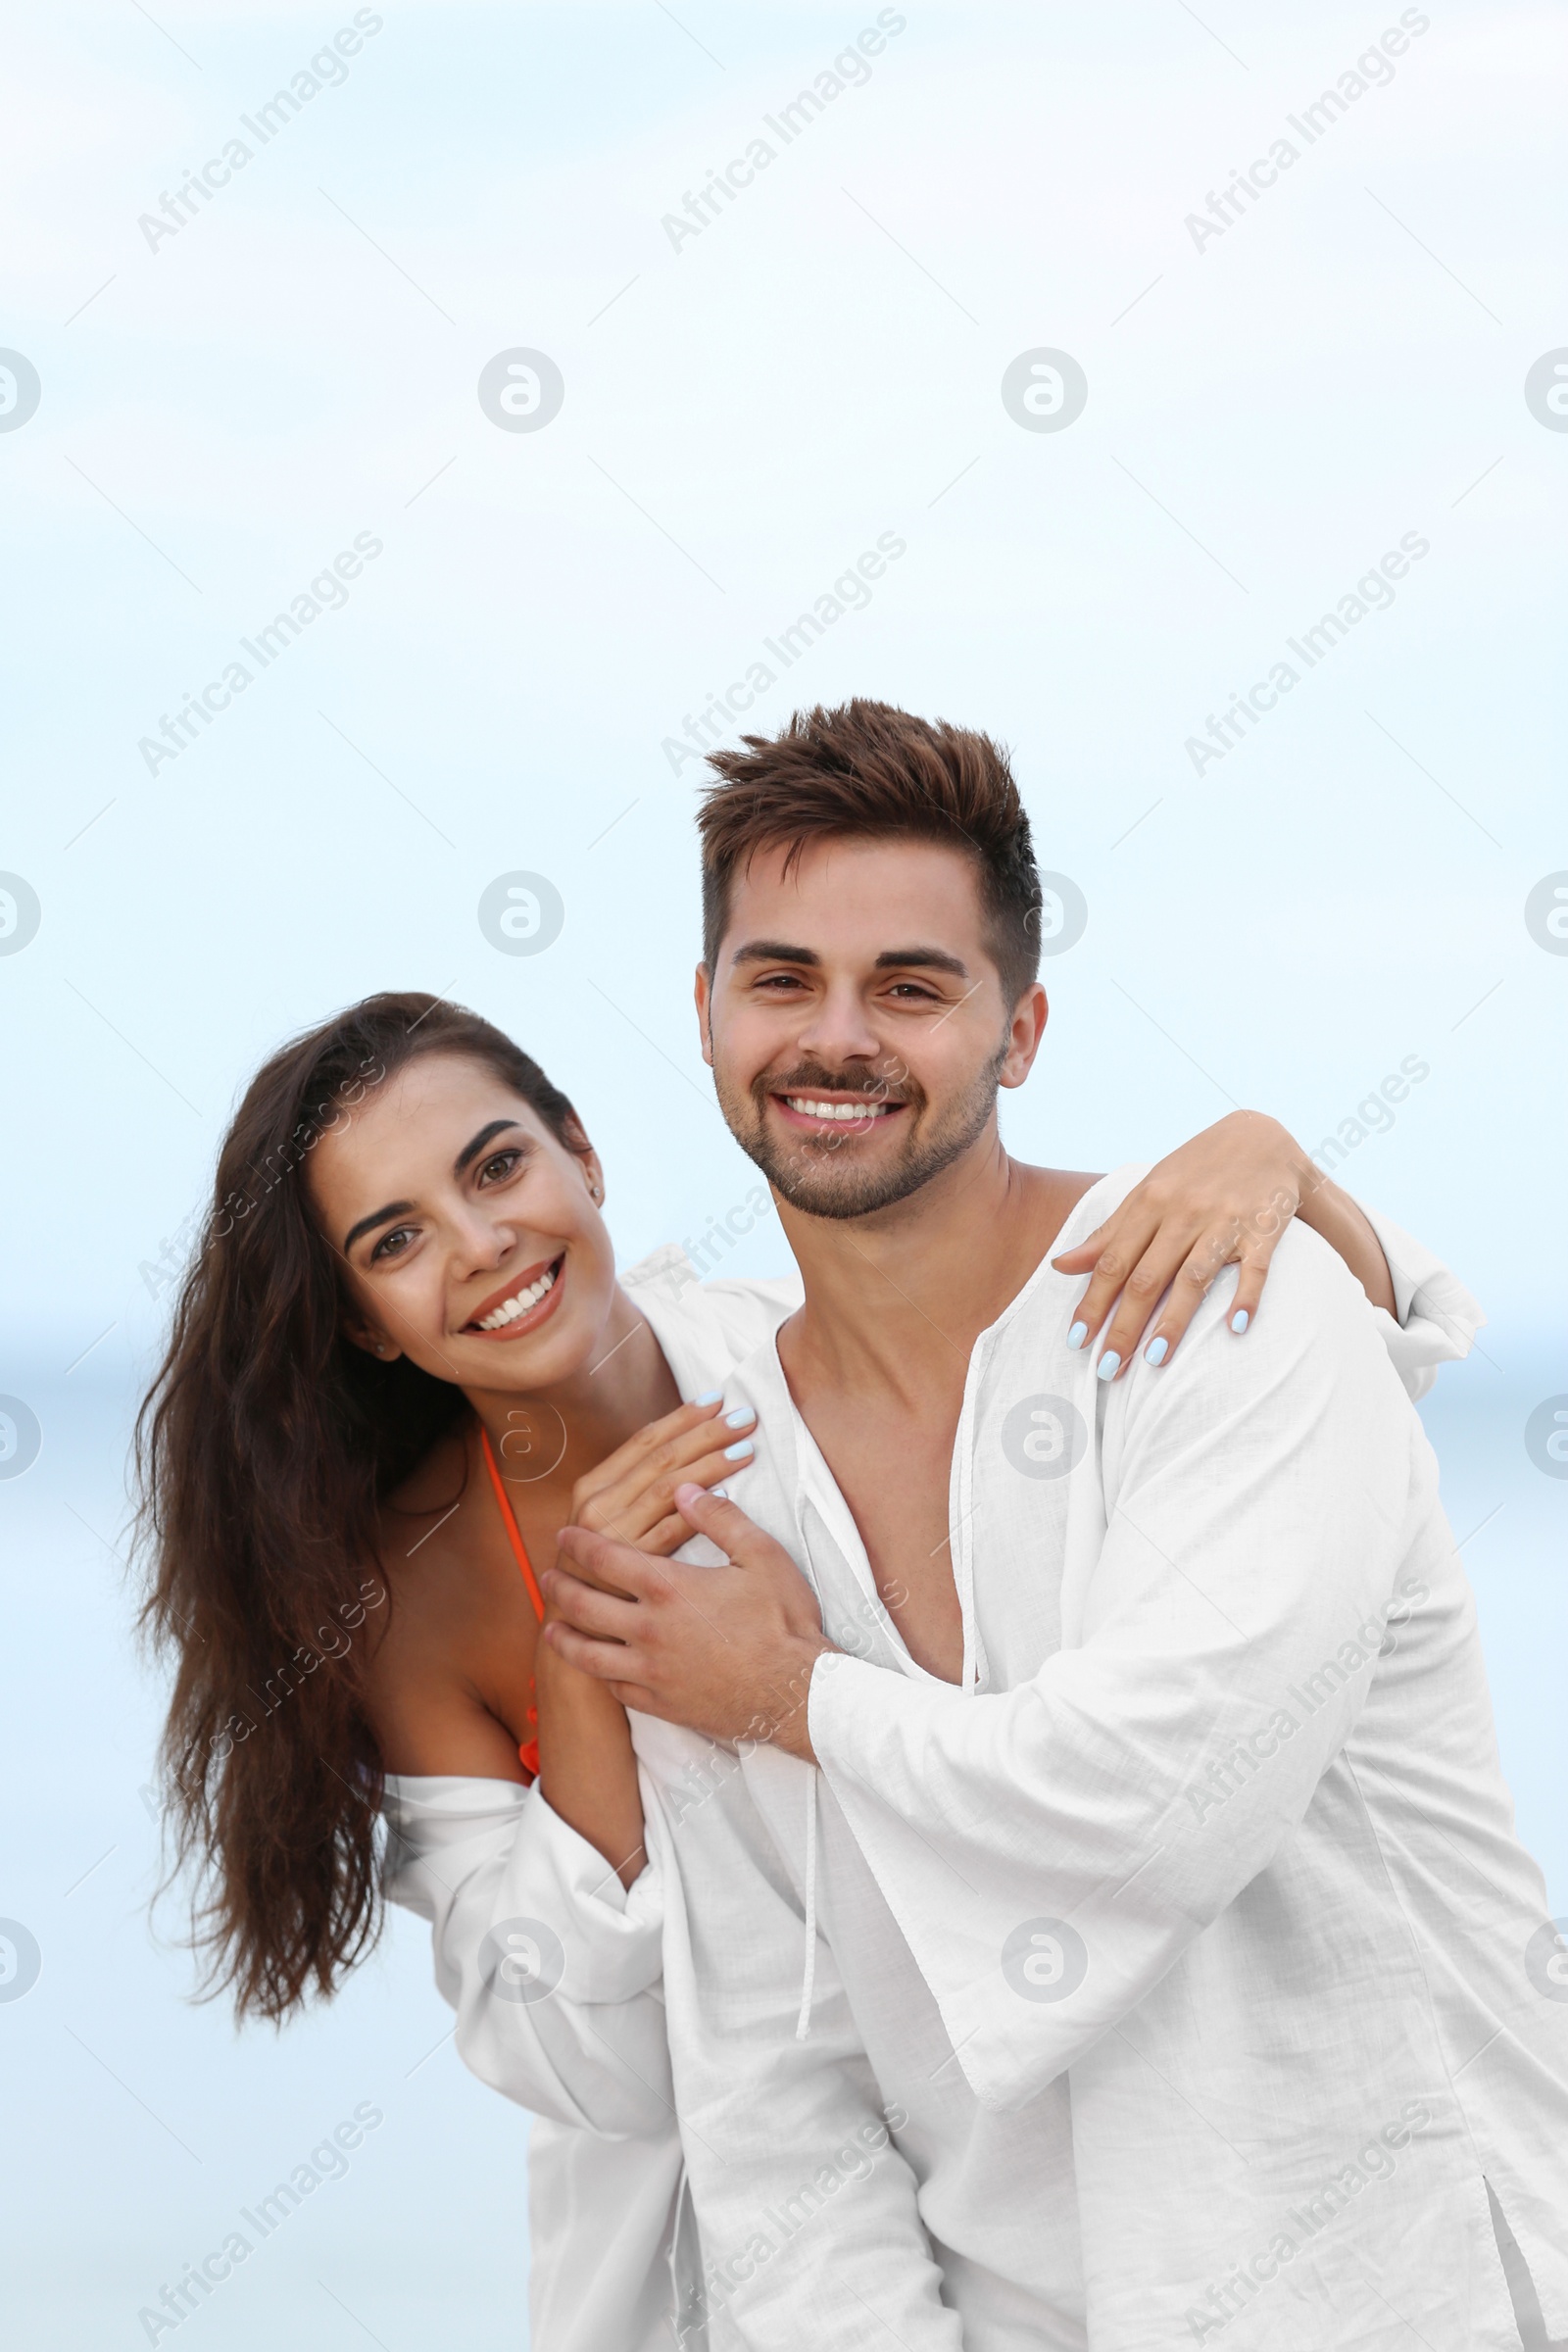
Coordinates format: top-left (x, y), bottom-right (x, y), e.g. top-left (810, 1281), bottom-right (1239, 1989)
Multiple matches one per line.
top-left (710, 1484), bottom-right (729, 1500)
top-left (694, 1389), bottom-right (722, 1406)
top-left (1144, 1337), bottom-right (1168, 1367)
top-left (724, 1405), bottom-right (755, 1428)
top-left (1231, 1310), bottom-right (1250, 1334)
top-left (723, 1438), bottom-right (755, 1459)
top-left (1066, 1321), bottom-right (1088, 1350)
top-left (1097, 1351), bottom-right (1121, 1383)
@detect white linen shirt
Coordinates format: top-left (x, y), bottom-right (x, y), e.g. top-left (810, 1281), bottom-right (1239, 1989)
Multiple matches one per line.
top-left (381, 1251), bottom-right (802, 2352)
top-left (638, 1179), bottom-right (1568, 2352)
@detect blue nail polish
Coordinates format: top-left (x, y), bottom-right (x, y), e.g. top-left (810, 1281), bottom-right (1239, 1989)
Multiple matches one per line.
top-left (694, 1389), bottom-right (722, 1405)
top-left (1097, 1351), bottom-right (1121, 1382)
top-left (724, 1405), bottom-right (755, 1428)
top-left (1231, 1310), bottom-right (1250, 1335)
top-left (1066, 1321), bottom-right (1088, 1350)
top-left (710, 1485), bottom-right (729, 1500)
top-left (723, 1438), bottom-right (755, 1460)
top-left (1145, 1337), bottom-right (1168, 1367)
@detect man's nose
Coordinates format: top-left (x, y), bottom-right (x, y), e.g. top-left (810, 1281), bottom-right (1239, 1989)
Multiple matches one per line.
top-left (794, 980), bottom-right (882, 1067)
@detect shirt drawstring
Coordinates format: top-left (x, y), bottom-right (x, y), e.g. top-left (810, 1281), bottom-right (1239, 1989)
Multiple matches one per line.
top-left (668, 2161), bottom-right (708, 2350)
top-left (795, 1766), bottom-right (819, 2040)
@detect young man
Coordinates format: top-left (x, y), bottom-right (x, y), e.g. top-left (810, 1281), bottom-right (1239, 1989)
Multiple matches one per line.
top-left (546, 704), bottom-right (1568, 2351)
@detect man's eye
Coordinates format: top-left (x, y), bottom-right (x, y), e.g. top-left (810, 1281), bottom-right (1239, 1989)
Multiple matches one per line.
top-left (371, 1226), bottom-right (416, 1262)
top-left (887, 982), bottom-right (940, 1001)
top-left (478, 1150), bottom-right (522, 1185)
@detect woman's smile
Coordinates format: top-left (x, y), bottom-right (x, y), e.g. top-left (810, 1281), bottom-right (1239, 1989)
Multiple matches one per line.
top-left (461, 1251), bottom-right (567, 1340)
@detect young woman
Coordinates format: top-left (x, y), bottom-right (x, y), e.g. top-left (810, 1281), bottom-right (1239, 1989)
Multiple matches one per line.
top-left (136, 991), bottom-right (1475, 2352)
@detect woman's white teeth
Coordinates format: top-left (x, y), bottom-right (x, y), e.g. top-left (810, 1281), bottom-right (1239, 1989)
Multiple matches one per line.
top-left (786, 1097), bottom-right (894, 1122)
top-left (475, 1265), bottom-right (558, 1331)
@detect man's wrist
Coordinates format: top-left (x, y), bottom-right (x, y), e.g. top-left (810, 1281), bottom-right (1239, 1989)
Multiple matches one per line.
top-left (752, 1635), bottom-right (835, 1762)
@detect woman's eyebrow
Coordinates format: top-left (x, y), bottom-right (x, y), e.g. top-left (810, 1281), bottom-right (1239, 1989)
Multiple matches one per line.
top-left (343, 1200), bottom-right (414, 1254)
top-left (453, 1118), bottom-right (527, 1176)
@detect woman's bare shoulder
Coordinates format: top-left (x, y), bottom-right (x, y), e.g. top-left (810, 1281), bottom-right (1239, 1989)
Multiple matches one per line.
top-left (361, 1420), bottom-right (534, 1778)
top-left (368, 1419), bottom-right (530, 1658)
top-left (384, 1420), bottom-right (472, 1524)
top-left (364, 1426), bottom-right (477, 1649)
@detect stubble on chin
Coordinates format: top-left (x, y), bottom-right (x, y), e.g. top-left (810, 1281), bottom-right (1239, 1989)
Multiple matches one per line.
top-left (714, 1052), bottom-right (1006, 1222)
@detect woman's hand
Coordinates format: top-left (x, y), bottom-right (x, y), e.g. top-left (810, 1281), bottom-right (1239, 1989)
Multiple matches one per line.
top-left (536, 1394), bottom-right (756, 1886)
top-left (567, 1394), bottom-right (756, 1555)
top-left (1051, 1109), bottom-right (1395, 1376)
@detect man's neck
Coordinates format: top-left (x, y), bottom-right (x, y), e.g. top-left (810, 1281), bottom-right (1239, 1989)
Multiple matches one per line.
top-left (774, 1129), bottom-right (1100, 1408)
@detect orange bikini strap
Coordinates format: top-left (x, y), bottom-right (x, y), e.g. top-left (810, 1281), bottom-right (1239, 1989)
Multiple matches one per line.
top-left (479, 1425), bottom-right (548, 1623)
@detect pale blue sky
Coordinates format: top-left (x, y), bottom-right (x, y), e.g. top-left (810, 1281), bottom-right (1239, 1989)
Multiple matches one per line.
top-left (2, 4), bottom-right (1564, 2343)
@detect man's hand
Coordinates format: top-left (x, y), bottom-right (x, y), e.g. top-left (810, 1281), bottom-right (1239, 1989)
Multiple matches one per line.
top-left (541, 1486), bottom-right (834, 1760)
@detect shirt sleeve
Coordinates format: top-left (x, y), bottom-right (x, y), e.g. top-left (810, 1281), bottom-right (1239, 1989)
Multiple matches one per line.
top-left (383, 1774), bottom-right (676, 2138)
top-left (638, 1723), bottom-right (962, 2351)
top-left (808, 1224), bottom-right (1435, 2116)
top-left (1348, 1192), bottom-right (1485, 1400)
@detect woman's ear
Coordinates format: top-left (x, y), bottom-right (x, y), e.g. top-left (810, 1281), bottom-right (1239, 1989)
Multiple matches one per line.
top-left (564, 1117), bottom-right (604, 1205)
top-left (346, 1324), bottom-right (402, 1363)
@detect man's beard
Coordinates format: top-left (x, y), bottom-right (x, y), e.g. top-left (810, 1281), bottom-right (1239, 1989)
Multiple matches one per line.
top-left (713, 1046), bottom-right (1009, 1221)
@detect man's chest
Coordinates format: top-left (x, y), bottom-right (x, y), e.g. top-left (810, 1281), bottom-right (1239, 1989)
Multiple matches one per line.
top-left (768, 1371), bottom-right (1096, 1697)
top-left (794, 1395), bottom-right (966, 1681)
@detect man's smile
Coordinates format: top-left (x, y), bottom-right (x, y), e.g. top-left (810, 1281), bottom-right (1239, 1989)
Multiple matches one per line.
top-left (772, 1093), bottom-right (907, 1135)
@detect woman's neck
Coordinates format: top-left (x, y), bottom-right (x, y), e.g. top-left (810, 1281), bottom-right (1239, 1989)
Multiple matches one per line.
top-left (460, 1285), bottom-right (682, 1507)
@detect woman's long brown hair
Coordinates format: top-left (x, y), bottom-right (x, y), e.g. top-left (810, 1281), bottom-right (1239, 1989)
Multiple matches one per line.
top-left (135, 992), bottom-right (585, 2022)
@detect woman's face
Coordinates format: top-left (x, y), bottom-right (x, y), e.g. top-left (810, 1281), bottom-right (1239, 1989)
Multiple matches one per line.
top-left (308, 1051), bottom-right (617, 1393)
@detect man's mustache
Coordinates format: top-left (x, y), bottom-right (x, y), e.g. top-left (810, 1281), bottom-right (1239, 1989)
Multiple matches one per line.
top-left (755, 1065), bottom-right (917, 1107)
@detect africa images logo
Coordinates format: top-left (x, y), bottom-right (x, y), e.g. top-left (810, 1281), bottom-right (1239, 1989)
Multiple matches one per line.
top-left (0, 350), bottom-right (41, 432)
top-left (477, 872), bottom-right (565, 956)
top-left (476, 351), bottom-right (564, 433)
top-left (1001, 1395), bottom-right (1088, 1481)
top-left (478, 1918), bottom-right (565, 2005)
top-left (1002, 1918), bottom-right (1089, 2003)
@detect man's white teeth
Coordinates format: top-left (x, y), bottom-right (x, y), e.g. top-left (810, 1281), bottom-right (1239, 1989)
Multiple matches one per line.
top-left (475, 1265), bottom-right (558, 1331)
top-left (786, 1097), bottom-right (895, 1122)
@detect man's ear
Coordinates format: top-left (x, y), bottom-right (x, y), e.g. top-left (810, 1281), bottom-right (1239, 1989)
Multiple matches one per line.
top-left (694, 963), bottom-right (714, 1069)
top-left (999, 981), bottom-right (1048, 1090)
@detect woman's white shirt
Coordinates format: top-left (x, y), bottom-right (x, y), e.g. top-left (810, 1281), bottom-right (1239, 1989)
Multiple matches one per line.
top-left (382, 1772), bottom-right (688, 2352)
top-left (381, 1252), bottom-right (801, 2352)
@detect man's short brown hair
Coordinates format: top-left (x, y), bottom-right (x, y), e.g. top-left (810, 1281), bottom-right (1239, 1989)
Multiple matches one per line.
top-left (696, 700), bottom-right (1044, 1007)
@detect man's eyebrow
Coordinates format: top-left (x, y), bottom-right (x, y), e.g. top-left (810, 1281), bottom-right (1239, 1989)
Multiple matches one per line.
top-left (873, 946), bottom-right (970, 979)
top-left (454, 1118), bottom-right (527, 1176)
top-left (729, 942), bottom-right (970, 979)
top-left (730, 940), bottom-right (822, 968)
top-left (343, 1200), bottom-right (414, 1254)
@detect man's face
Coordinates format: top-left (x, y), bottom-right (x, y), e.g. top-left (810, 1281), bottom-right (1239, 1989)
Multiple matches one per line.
top-left (696, 837), bottom-right (1046, 1220)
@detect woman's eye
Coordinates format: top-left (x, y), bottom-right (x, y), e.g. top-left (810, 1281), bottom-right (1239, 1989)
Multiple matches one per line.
top-left (477, 1150), bottom-right (522, 1186)
top-left (370, 1225), bottom-right (416, 1262)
